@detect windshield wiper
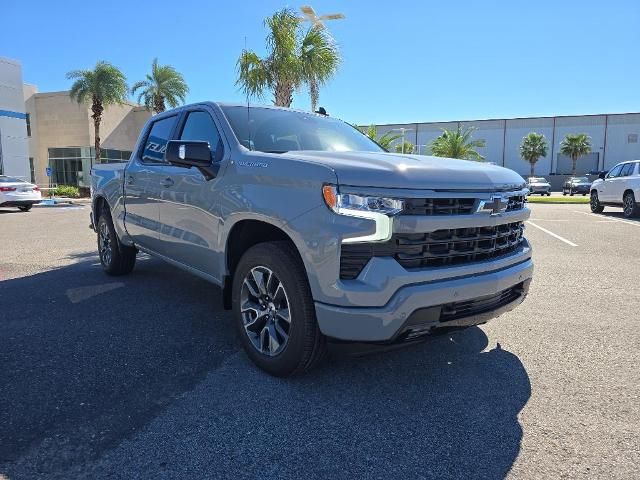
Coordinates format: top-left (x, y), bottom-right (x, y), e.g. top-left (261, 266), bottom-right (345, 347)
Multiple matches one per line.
top-left (263, 150), bottom-right (288, 154)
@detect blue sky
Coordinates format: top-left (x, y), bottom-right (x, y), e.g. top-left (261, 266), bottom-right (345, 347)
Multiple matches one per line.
top-left (3, 0), bottom-right (639, 125)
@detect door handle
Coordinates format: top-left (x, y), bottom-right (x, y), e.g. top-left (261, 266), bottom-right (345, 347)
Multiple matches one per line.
top-left (126, 176), bottom-right (135, 185)
top-left (160, 177), bottom-right (174, 188)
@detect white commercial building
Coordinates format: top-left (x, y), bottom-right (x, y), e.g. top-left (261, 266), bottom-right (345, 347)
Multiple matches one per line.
top-left (0, 57), bottom-right (30, 179)
top-left (372, 113), bottom-right (640, 188)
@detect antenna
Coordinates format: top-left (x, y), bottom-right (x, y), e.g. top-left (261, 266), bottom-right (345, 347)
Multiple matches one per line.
top-left (244, 36), bottom-right (252, 151)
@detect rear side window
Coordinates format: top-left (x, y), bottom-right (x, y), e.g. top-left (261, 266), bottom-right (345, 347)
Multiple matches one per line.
top-left (141, 115), bottom-right (178, 163)
top-left (179, 111), bottom-right (221, 155)
top-left (620, 163), bottom-right (635, 177)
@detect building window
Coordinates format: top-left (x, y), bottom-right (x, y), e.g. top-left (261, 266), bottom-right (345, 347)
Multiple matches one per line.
top-left (48, 146), bottom-right (133, 186)
top-left (628, 134), bottom-right (638, 144)
top-left (29, 158), bottom-right (35, 183)
top-left (26, 113), bottom-right (31, 137)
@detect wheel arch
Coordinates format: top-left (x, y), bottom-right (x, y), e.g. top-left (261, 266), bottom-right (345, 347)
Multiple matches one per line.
top-left (222, 218), bottom-right (305, 310)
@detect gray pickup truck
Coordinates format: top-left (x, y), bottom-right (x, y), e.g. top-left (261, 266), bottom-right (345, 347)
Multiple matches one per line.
top-left (91, 102), bottom-right (533, 376)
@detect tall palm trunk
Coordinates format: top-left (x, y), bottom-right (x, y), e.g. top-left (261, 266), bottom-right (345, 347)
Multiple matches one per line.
top-left (572, 156), bottom-right (577, 176)
top-left (274, 80), bottom-right (293, 107)
top-left (154, 94), bottom-right (166, 113)
top-left (309, 79), bottom-right (319, 112)
top-left (91, 96), bottom-right (104, 164)
top-left (530, 162), bottom-right (535, 178)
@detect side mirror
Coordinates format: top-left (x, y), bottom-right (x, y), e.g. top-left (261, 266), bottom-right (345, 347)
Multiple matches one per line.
top-left (165, 140), bottom-right (219, 180)
top-left (599, 172), bottom-right (606, 180)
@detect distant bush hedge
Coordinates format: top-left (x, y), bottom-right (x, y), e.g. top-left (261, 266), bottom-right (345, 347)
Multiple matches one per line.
top-left (53, 185), bottom-right (80, 198)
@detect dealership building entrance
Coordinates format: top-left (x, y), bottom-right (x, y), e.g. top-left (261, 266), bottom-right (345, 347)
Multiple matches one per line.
top-left (47, 147), bottom-right (132, 187)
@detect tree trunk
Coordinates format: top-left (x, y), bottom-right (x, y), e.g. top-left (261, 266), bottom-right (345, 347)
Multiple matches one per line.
top-left (309, 79), bottom-right (319, 112)
top-left (273, 80), bottom-right (293, 107)
top-left (91, 96), bottom-right (104, 164)
top-left (530, 161), bottom-right (535, 178)
top-left (572, 156), bottom-right (577, 176)
top-left (154, 94), bottom-right (165, 113)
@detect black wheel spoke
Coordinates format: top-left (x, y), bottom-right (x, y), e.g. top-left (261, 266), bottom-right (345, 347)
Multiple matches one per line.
top-left (240, 266), bottom-right (291, 357)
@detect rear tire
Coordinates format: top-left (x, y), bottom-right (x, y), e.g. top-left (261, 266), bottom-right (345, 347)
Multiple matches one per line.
top-left (590, 191), bottom-right (604, 213)
top-left (623, 192), bottom-right (640, 218)
top-left (232, 241), bottom-right (327, 377)
top-left (18, 205), bottom-right (32, 212)
top-left (97, 212), bottom-right (136, 275)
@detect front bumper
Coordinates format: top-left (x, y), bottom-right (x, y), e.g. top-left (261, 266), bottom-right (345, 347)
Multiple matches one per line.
top-left (315, 257), bottom-right (533, 342)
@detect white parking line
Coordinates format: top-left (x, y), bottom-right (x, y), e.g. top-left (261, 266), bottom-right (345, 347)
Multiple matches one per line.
top-left (526, 221), bottom-right (579, 247)
top-left (573, 210), bottom-right (640, 228)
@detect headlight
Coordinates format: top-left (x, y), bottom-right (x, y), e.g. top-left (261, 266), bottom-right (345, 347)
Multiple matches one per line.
top-left (322, 185), bottom-right (403, 215)
top-left (322, 185), bottom-right (403, 244)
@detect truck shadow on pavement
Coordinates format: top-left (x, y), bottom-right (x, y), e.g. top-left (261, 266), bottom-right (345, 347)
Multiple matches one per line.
top-left (0, 256), bottom-right (531, 479)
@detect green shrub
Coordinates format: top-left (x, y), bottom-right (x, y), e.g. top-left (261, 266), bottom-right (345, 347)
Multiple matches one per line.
top-left (53, 185), bottom-right (80, 198)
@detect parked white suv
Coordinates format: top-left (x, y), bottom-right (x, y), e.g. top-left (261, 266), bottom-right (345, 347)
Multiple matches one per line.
top-left (590, 161), bottom-right (640, 218)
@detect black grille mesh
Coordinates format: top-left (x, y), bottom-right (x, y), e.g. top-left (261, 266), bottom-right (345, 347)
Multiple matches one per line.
top-left (402, 194), bottom-right (526, 216)
top-left (340, 221), bottom-right (525, 280)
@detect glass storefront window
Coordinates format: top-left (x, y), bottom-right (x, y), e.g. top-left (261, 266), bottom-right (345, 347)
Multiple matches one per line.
top-left (48, 146), bottom-right (133, 187)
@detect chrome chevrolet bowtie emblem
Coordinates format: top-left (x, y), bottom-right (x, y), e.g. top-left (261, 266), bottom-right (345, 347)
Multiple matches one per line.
top-left (178, 144), bottom-right (186, 160)
top-left (478, 195), bottom-right (509, 215)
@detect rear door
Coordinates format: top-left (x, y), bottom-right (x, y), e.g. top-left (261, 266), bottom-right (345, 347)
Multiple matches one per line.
top-left (610, 163), bottom-right (635, 202)
top-left (155, 109), bottom-right (225, 279)
top-left (123, 114), bottom-right (179, 253)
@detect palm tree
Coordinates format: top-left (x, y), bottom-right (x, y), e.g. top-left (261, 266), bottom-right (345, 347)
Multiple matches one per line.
top-left (520, 132), bottom-right (548, 177)
top-left (363, 124), bottom-right (402, 150)
top-left (131, 58), bottom-right (189, 113)
top-left (237, 8), bottom-right (341, 109)
top-left (430, 126), bottom-right (486, 161)
top-left (560, 133), bottom-right (592, 175)
top-left (67, 61), bottom-right (128, 164)
top-left (395, 141), bottom-right (415, 154)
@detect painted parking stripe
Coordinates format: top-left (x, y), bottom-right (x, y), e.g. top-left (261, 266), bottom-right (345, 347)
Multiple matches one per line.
top-left (526, 221), bottom-right (579, 247)
top-left (572, 210), bottom-right (640, 228)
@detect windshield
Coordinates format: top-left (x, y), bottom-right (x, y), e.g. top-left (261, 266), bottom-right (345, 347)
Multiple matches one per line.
top-left (221, 106), bottom-right (384, 154)
top-left (571, 177), bottom-right (589, 183)
top-left (528, 177), bottom-right (547, 183)
top-left (0, 175), bottom-right (26, 183)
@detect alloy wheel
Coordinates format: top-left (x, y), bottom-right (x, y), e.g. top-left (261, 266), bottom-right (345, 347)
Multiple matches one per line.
top-left (240, 266), bottom-right (291, 356)
top-left (99, 221), bottom-right (113, 266)
top-left (623, 194), bottom-right (635, 216)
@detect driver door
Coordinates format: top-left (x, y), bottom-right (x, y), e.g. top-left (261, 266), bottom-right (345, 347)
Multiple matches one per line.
top-left (600, 164), bottom-right (624, 202)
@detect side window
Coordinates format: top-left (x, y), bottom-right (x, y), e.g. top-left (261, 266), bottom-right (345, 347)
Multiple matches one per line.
top-left (620, 163), bottom-right (634, 177)
top-left (179, 111), bottom-right (221, 157)
top-left (141, 115), bottom-right (178, 163)
top-left (607, 164), bottom-right (623, 178)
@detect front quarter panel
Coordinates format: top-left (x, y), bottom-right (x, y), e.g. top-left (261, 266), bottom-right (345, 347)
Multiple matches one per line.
top-left (217, 150), bottom-right (341, 292)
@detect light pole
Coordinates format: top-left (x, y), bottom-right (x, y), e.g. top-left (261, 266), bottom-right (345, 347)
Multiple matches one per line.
top-left (391, 127), bottom-right (413, 154)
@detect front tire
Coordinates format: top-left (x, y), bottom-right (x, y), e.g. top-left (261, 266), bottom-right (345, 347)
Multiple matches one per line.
top-left (97, 212), bottom-right (137, 275)
top-left (18, 205), bottom-right (32, 212)
top-left (590, 191), bottom-right (604, 213)
top-left (232, 241), bottom-right (327, 377)
top-left (623, 192), bottom-right (640, 218)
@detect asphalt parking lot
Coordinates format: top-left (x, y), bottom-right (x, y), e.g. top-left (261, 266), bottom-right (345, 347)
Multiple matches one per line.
top-left (1, 203), bottom-right (639, 479)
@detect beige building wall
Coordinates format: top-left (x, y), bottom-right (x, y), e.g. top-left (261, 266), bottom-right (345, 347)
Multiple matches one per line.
top-left (24, 89), bottom-right (151, 186)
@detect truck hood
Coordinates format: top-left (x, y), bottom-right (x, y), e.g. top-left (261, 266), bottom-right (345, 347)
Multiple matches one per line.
top-left (283, 151), bottom-right (526, 191)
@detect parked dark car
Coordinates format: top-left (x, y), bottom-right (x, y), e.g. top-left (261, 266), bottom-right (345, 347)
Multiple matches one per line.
top-left (562, 176), bottom-right (591, 196)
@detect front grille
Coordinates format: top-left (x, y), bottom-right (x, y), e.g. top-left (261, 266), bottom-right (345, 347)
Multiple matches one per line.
top-left (340, 221), bottom-right (525, 280)
top-left (402, 194), bottom-right (526, 216)
top-left (506, 195), bottom-right (526, 212)
top-left (403, 197), bottom-right (476, 215)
